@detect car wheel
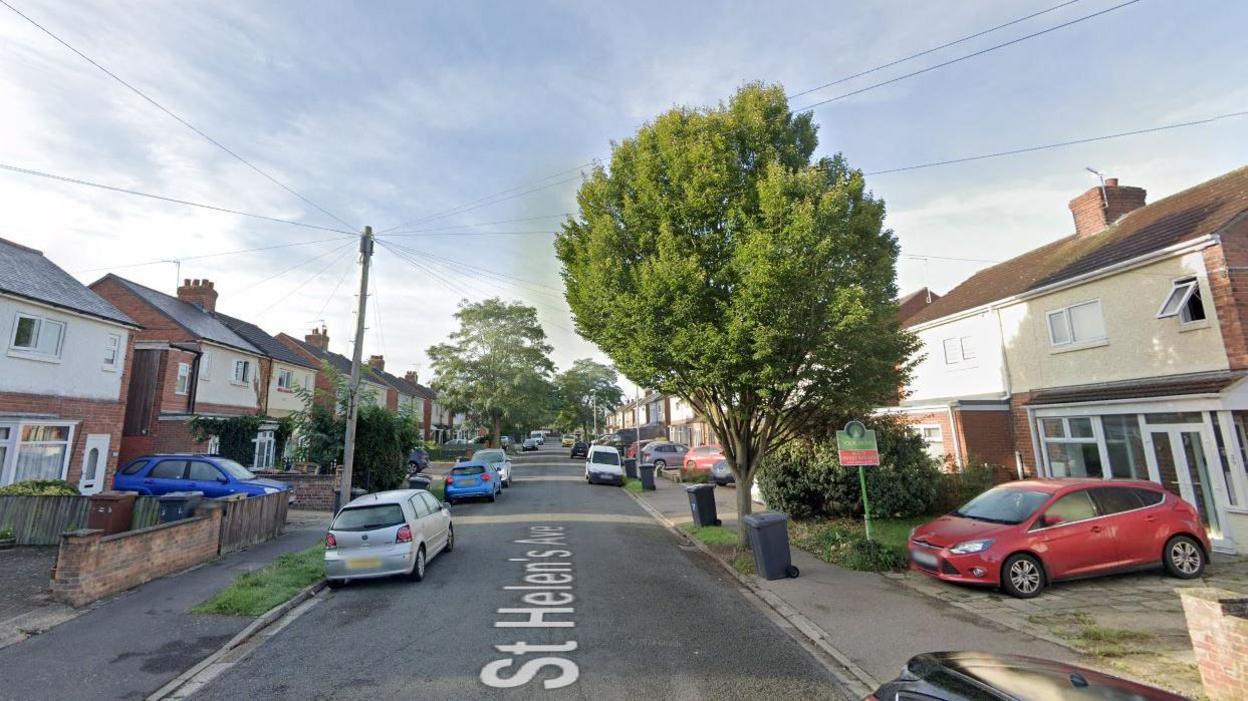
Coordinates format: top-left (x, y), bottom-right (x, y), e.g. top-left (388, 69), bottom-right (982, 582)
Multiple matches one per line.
top-left (444, 526), bottom-right (455, 553)
top-left (488, 491), bottom-right (497, 503)
top-left (654, 459), bottom-right (666, 470)
top-left (1001, 553), bottom-right (1045, 598)
top-left (1164, 535), bottom-right (1205, 578)
top-left (409, 546), bottom-right (426, 582)
top-left (327, 578), bottom-right (346, 590)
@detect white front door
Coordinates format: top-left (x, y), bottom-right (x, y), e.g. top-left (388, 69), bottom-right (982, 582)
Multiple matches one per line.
top-left (1144, 424), bottom-right (1230, 548)
top-left (79, 434), bottom-right (110, 495)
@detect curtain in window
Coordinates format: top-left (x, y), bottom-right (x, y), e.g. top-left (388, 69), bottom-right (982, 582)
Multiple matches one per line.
top-left (14, 444), bottom-right (67, 482)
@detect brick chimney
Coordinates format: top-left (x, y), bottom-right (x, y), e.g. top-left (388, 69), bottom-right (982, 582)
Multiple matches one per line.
top-left (404, 370), bottom-right (419, 384)
top-left (368, 355), bottom-right (385, 371)
top-left (1068, 177), bottom-right (1147, 238)
top-left (305, 325), bottom-right (329, 351)
top-left (176, 278), bottom-right (218, 312)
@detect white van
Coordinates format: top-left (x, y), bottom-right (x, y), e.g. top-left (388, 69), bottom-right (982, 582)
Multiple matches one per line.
top-left (529, 430), bottom-right (546, 445)
top-left (585, 445), bottom-right (624, 486)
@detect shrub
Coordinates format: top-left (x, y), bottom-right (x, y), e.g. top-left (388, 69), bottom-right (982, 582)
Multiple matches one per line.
top-left (842, 537), bottom-right (909, 571)
top-left (0, 527), bottom-right (14, 540)
top-left (935, 462), bottom-right (998, 513)
top-left (0, 479), bottom-right (80, 496)
top-left (679, 468), bottom-right (710, 484)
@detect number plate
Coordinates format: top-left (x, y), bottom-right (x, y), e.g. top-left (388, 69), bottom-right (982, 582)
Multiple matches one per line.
top-left (911, 549), bottom-right (938, 568)
top-left (346, 557), bottom-right (382, 570)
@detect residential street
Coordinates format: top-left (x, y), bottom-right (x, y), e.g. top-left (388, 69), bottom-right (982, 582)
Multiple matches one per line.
top-left (193, 445), bottom-right (847, 700)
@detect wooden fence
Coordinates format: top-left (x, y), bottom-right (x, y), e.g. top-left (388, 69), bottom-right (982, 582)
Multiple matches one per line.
top-left (0, 495), bottom-right (160, 545)
top-left (217, 492), bottom-right (289, 554)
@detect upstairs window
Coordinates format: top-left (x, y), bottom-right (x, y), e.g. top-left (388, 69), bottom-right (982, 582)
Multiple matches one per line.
top-left (103, 333), bottom-right (121, 370)
top-left (276, 368), bottom-right (294, 390)
top-left (10, 313), bottom-right (65, 359)
top-left (1156, 277), bottom-right (1206, 324)
top-left (200, 351), bottom-right (213, 381)
top-left (942, 336), bottom-right (977, 365)
top-left (1047, 300), bottom-right (1106, 348)
top-left (232, 359), bottom-right (251, 384)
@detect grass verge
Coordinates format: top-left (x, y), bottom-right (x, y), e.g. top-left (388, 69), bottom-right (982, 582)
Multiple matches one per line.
top-left (1027, 611), bottom-right (1155, 658)
top-left (679, 523), bottom-right (755, 577)
top-left (788, 517), bottom-right (927, 572)
top-left (193, 545), bottom-right (325, 617)
top-left (623, 478), bottom-right (643, 494)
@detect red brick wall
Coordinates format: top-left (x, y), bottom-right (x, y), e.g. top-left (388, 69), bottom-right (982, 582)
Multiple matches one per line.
top-left (254, 469), bottom-right (340, 510)
top-left (91, 277), bottom-right (194, 344)
top-left (1204, 224), bottom-right (1248, 370)
top-left (158, 348), bottom-right (197, 414)
top-left (1009, 393), bottom-right (1040, 477)
top-left (0, 392), bottom-right (127, 487)
top-left (956, 409), bottom-right (1017, 481)
top-left (50, 502), bottom-right (223, 607)
top-left (1180, 587), bottom-right (1248, 700)
top-left (891, 409), bottom-right (957, 467)
top-left (422, 401), bottom-right (433, 441)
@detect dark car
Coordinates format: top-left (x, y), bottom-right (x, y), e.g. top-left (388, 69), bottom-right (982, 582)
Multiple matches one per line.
top-left (113, 454), bottom-right (291, 498)
top-left (870, 651), bottom-right (1185, 701)
top-left (710, 459), bottom-right (735, 486)
top-left (521, 438), bottom-right (539, 451)
top-left (570, 441), bottom-right (589, 459)
top-left (408, 448), bottom-right (430, 473)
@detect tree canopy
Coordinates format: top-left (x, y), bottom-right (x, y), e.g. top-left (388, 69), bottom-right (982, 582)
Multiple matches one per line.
top-left (553, 358), bottom-right (624, 435)
top-left (555, 83), bottom-right (918, 538)
top-left (428, 298), bottom-right (556, 446)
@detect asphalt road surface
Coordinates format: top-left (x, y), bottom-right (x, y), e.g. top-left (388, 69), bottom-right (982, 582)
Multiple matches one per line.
top-left (194, 444), bottom-right (846, 700)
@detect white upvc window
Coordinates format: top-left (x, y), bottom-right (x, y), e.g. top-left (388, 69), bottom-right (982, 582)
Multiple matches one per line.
top-left (1047, 300), bottom-right (1106, 348)
top-left (276, 368), bottom-right (294, 391)
top-left (103, 333), bottom-right (121, 370)
top-left (175, 362), bottom-right (191, 395)
top-left (232, 359), bottom-right (251, 384)
top-left (6, 423), bottom-right (75, 484)
top-left (9, 312), bottom-right (66, 360)
top-left (1157, 277), bottom-right (1207, 325)
top-left (1038, 416), bottom-right (1103, 478)
top-left (200, 351), bottom-right (213, 381)
top-left (916, 424), bottom-right (946, 461)
top-left (941, 336), bottom-right (977, 366)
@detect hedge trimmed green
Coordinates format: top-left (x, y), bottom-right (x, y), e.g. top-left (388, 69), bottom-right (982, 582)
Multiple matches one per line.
top-left (0, 479), bottom-right (79, 496)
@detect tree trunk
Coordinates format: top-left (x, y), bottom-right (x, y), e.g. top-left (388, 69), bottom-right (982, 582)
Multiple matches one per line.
top-left (491, 415), bottom-right (502, 449)
top-left (735, 469), bottom-right (755, 548)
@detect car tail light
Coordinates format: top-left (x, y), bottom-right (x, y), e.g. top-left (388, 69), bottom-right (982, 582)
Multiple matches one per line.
top-left (325, 533), bottom-right (337, 549)
top-left (481, 473), bottom-right (491, 481)
top-left (445, 475), bottom-right (454, 485)
top-left (396, 525), bottom-right (412, 543)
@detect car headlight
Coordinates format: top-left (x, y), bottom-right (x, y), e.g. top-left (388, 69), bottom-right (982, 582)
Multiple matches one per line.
top-left (949, 539), bottom-right (994, 555)
top-left (909, 527), bottom-right (919, 540)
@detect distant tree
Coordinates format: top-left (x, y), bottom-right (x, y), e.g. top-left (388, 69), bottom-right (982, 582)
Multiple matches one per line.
top-left (553, 359), bottom-right (623, 435)
top-left (428, 298), bottom-right (557, 448)
top-left (556, 83), bottom-right (918, 544)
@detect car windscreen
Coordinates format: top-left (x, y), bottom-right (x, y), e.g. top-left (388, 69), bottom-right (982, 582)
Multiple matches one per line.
top-left (476, 450), bottom-right (505, 464)
top-left (452, 465), bottom-right (486, 475)
top-left (332, 504), bottom-right (405, 531)
top-left (214, 458), bottom-right (256, 481)
top-left (955, 488), bottom-right (1051, 525)
top-left (591, 451), bottom-right (620, 466)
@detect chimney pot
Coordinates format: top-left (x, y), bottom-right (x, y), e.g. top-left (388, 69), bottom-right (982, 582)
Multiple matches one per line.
top-left (1104, 177), bottom-right (1118, 187)
top-left (1068, 176), bottom-right (1146, 238)
top-left (305, 326), bottom-right (329, 350)
top-left (368, 355), bottom-right (385, 371)
top-left (176, 276), bottom-right (219, 313)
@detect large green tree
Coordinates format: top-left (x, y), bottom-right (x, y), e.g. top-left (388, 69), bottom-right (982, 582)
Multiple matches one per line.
top-left (553, 358), bottom-right (624, 435)
top-left (428, 298), bottom-right (557, 447)
top-left (555, 83), bottom-right (918, 542)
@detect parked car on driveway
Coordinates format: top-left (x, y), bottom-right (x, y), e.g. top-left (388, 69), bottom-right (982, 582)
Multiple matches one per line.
top-left (870, 651), bottom-right (1184, 701)
top-left (324, 489), bottom-right (452, 588)
top-left (684, 444), bottom-right (724, 473)
top-left (585, 445), bottom-right (624, 486)
top-left (114, 454), bottom-right (291, 498)
top-left (710, 459), bottom-right (735, 486)
top-left (475, 448), bottom-right (512, 488)
top-left (909, 479), bottom-right (1210, 598)
top-left (569, 441), bottom-right (589, 459)
top-left (521, 438), bottom-right (539, 451)
top-left (642, 441), bottom-right (687, 470)
top-left (443, 460), bottom-right (501, 504)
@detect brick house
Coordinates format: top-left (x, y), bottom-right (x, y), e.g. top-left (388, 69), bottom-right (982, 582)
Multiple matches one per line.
top-left (91, 276), bottom-right (307, 469)
top-left (882, 166), bottom-right (1248, 554)
top-left (275, 327), bottom-right (390, 412)
top-left (0, 237), bottom-right (139, 494)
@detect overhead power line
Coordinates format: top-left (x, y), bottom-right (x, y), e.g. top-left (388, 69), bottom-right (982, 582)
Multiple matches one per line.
top-left (0, 162), bottom-right (356, 235)
top-left (382, 212), bottom-right (573, 236)
top-left (75, 235), bottom-right (349, 273)
top-left (256, 243), bottom-right (356, 317)
top-left (792, 0), bottom-right (1142, 112)
top-left (0, 0), bottom-right (356, 231)
top-left (787, 0), bottom-right (1083, 100)
top-left (866, 109), bottom-right (1248, 176)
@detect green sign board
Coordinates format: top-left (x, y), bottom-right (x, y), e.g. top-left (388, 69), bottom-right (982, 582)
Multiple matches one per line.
top-left (836, 420), bottom-right (879, 466)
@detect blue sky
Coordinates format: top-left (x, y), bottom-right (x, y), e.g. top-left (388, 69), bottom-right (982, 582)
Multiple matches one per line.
top-left (2, 0), bottom-right (1246, 391)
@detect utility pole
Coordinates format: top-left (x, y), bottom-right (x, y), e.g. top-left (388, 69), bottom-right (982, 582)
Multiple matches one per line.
top-left (592, 395), bottom-right (597, 436)
top-left (340, 226), bottom-right (373, 508)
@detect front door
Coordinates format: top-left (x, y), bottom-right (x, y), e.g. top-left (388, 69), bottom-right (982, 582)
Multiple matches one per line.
top-left (78, 434), bottom-right (110, 495)
top-left (1146, 426), bottom-right (1227, 544)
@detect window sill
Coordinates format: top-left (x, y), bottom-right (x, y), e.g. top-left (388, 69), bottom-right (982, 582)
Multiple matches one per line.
top-left (1049, 338), bottom-right (1109, 355)
top-left (230, 380), bottom-right (249, 387)
top-left (1178, 320), bottom-right (1210, 333)
top-left (101, 365), bottom-right (119, 373)
top-left (7, 349), bottom-right (62, 364)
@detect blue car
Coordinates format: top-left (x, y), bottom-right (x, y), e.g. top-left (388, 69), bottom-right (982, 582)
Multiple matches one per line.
top-left (113, 454), bottom-right (291, 498)
top-left (443, 460), bottom-right (501, 504)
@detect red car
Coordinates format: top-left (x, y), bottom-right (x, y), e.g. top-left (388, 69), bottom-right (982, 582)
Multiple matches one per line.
top-left (683, 444), bottom-right (724, 473)
top-left (909, 479), bottom-right (1211, 598)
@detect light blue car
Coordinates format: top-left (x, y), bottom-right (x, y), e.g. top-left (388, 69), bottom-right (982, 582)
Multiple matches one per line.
top-left (443, 460), bottom-right (501, 504)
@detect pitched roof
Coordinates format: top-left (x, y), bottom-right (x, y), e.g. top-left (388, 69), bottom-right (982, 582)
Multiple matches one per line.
top-left (284, 336), bottom-right (390, 388)
top-left (897, 287), bottom-right (939, 323)
top-left (905, 166), bottom-right (1248, 327)
top-left (0, 238), bottom-right (136, 326)
top-left (371, 368), bottom-right (426, 398)
top-left (101, 274), bottom-right (259, 353)
top-left (212, 313), bottom-right (317, 370)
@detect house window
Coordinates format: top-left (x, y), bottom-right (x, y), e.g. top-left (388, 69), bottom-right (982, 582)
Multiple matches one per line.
top-left (942, 337), bottom-right (977, 365)
top-left (1047, 300), bottom-right (1105, 347)
top-left (916, 425), bottom-right (945, 461)
top-left (277, 368), bottom-right (295, 391)
top-left (175, 362), bottom-right (191, 395)
top-left (9, 313), bottom-right (65, 359)
top-left (253, 430), bottom-right (276, 469)
top-left (232, 359), bottom-right (251, 384)
top-left (304, 373), bottom-right (312, 390)
top-left (12, 424), bottom-right (73, 483)
top-left (206, 435), bottom-right (221, 455)
top-left (200, 351), bottom-right (212, 381)
top-left (104, 333), bottom-right (121, 370)
top-left (1157, 277), bottom-right (1206, 324)
top-left (1039, 416), bottom-right (1102, 477)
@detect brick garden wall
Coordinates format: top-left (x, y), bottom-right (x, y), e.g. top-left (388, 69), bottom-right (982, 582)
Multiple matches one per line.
top-left (254, 469), bottom-right (340, 511)
top-left (1181, 587), bottom-right (1248, 700)
top-left (50, 502), bottom-right (223, 607)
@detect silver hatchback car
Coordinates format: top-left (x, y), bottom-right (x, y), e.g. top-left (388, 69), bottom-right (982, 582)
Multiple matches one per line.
top-left (324, 489), bottom-right (453, 588)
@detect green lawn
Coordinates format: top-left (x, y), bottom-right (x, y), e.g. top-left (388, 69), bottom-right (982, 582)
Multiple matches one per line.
top-left (193, 545), bottom-right (325, 617)
top-left (788, 516), bottom-right (928, 572)
top-left (623, 478), bottom-right (643, 494)
top-left (427, 480), bottom-right (445, 501)
top-left (681, 523), bottom-right (738, 546)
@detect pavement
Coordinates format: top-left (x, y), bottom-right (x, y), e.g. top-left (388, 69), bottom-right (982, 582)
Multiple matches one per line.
top-left (634, 476), bottom-right (1076, 685)
top-left (191, 445), bottom-right (848, 700)
top-left (0, 513), bottom-right (329, 701)
top-left (0, 547), bottom-right (78, 651)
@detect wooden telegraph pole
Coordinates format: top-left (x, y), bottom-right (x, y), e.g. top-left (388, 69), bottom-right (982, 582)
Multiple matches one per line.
top-left (339, 226), bottom-right (373, 507)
